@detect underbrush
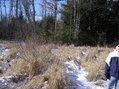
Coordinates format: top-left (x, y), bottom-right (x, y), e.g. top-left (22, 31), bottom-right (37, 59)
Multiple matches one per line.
top-left (0, 41), bottom-right (114, 89)
top-left (81, 47), bottom-right (113, 81)
top-left (3, 42), bottom-right (66, 89)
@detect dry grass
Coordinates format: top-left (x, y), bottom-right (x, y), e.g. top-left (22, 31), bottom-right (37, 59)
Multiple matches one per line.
top-left (20, 63), bottom-right (66, 89)
top-left (51, 44), bottom-right (81, 61)
top-left (49, 45), bottom-right (109, 82)
top-left (0, 41), bottom-right (115, 88)
top-left (3, 41), bottom-right (66, 89)
top-left (81, 47), bottom-right (113, 81)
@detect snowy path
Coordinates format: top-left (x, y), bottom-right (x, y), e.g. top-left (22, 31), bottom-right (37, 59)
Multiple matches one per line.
top-left (51, 47), bottom-right (105, 89)
top-left (65, 60), bottom-right (105, 89)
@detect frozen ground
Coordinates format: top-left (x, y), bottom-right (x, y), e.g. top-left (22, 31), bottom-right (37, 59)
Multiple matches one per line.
top-left (65, 60), bottom-right (105, 89)
top-left (0, 47), bottom-right (28, 89)
top-left (0, 73), bottom-right (27, 89)
top-left (0, 46), bottom-right (106, 89)
top-left (51, 47), bottom-right (106, 89)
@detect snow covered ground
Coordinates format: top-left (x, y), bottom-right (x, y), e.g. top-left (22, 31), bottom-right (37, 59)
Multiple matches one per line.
top-left (0, 47), bottom-right (9, 59)
top-left (65, 60), bottom-right (105, 89)
top-left (0, 73), bottom-right (27, 89)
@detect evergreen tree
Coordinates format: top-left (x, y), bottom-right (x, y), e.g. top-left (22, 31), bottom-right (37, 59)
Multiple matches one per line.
top-left (61, 0), bottom-right (119, 46)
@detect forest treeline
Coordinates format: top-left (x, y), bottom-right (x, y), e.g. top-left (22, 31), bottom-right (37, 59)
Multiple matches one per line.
top-left (0, 0), bottom-right (119, 46)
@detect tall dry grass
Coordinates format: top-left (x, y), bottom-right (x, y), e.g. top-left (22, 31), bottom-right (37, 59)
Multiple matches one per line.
top-left (81, 46), bottom-right (113, 81)
top-left (1, 41), bottom-right (115, 88)
top-left (20, 63), bottom-right (66, 89)
top-left (4, 41), bottom-right (66, 89)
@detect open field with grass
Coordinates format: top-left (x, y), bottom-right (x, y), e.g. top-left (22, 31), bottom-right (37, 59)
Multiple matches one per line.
top-left (0, 41), bottom-right (113, 89)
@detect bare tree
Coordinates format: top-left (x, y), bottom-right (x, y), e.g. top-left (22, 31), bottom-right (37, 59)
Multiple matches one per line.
top-left (0, 0), bottom-right (2, 20)
top-left (9, 0), bottom-right (13, 20)
top-left (3, 0), bottom-right (7, 17)
top-left (73, 0), bottom-right (80, 38)
top-left (16, 0), bottom-right (19, 17)
top-left (40, 0), bottom-right (47, 31)
top-left (40, 0), bottom-right (47, 19)
top-left (73, 0), bottom-right (76, 30)
top-left (76, 0), bottom-right (80, 32)
top-left (44, 0), bottom-right (47, 19)
top-left (22, 0), bottom-right (31, 22)
top-left (54, 0), bottom-right (58, 33)
top-left (30, 0), bottom-right (36, 30)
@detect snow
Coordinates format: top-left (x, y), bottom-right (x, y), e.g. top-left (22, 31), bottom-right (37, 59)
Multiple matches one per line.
top-left (65, 60), bottom-right (104, 89)
top-left (0, 47), bottom-right (28, 89)
top-left (51, 47), bottom-right (106, 89)
top-left (0, 46), bottom-right (107, 89)
top-left (0, 47), bottom-right (9, 59)
top-left (0, 73), bottom-right (28, 89)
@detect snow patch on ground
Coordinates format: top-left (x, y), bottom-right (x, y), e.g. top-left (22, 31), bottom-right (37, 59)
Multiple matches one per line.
top-left (0, 47), bottom-right (28, 89)
top-left (65, 60), bottom-right (104, 89)
top-left (0, 47), bottom-right (9, 59)
top-left (0, 73), bottom-right (28, 89)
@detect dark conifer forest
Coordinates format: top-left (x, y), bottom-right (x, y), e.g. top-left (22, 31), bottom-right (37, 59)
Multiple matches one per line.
top-left (0, 0), bottom-right (119, 46)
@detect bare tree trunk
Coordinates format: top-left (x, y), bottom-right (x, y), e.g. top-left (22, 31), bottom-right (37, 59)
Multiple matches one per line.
top-left (22, 0), bottom-right (32, 37)
top-left (31, 0), bottom-right (36, 31)
top-left (76, 0), bottom-right (80, 31)
top-left (74, 0), bottom-right (80, 39)
top-left (0, 1), bottom-right (2, 20)
top-left (67, 0), bottom-right (69, 4)
top-left (73, 0), bottom-right (78, 38)
top-left (32, 0), bottom-right (35, 23)
top-left (16, 0), bottom-right (19, 17)
top-left (41, 0), bottom-right (47, 19)
top-left (44, 0), bottom-right (46, 19)
top-left (89, 0), bottom-right (92, 31)
top-left (73, 0), bottom-right (76, 31)
top-left (22, 0), bottom-right (30, 22)
top-left (42, 0), bottom-right (47, 30)
top-left (4, 0), bottom-right (7, 18)
top-left (40, 3), bottom-right (44, 19)
top-left (54, 0), bottom-right (57, 33)
top-left (44, 0), bottom-right (47, 31)
top-left (9, 0), bottom-right (14, 21)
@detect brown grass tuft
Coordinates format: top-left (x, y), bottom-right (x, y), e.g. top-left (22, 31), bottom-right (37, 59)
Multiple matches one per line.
top-left (1, 41), bottom-right (114, 88)
top-left (81, 47), bottom-right (113, 81)
top-left (3, 42), bottom-right (67, 89)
